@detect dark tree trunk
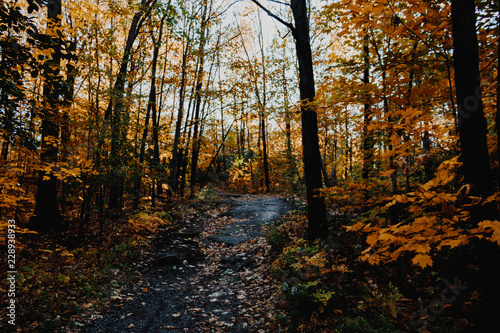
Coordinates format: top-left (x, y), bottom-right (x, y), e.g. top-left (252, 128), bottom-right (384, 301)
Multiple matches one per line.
top-left (283, 66), bottom-right (293, 172)
top-left (361, 33), bottom-right (373, 180)
top-left (190, 1), bottom-right (209, 194)
top-left (250, 0), bottom-right (327, 238)
top-left (452, 0), bottom-right (497, 219)
top-left (133, 15), bottom-right (165, 210)
top-left (1, 138), bottom-right (8, 161)
top-left (451, 0), bottom-right (499, 330)
top-left (258, 20), bottom-right (271, 193)
top-left (496, 7), bottom-right (500, 186)
top-left (107, 0), bottom-right (155, 211)
top-left (261, 113), bottom-right (271, 192)
top-left (30, 0), bottom-right (64, 232)
top-left (169, 37), bottom-right (191, 194)
top-left (290, 0), bottom-right (328, 241)
top-left (320, 153), bottom-right (332, 187)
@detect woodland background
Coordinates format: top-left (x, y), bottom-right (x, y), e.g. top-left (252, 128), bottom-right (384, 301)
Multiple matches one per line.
top-left (1, 0), bottom-right (500, 331)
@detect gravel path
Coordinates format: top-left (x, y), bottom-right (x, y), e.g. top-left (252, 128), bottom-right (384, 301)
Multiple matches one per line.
top-left (80, 195), bottom-right (291, 333)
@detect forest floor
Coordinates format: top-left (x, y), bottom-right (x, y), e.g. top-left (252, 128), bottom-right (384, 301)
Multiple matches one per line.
top-left (78, 193), bottom-right (292, 333)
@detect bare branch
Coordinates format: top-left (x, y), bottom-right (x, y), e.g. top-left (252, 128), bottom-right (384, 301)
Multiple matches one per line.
top-left (269, 0), bottom-right (290, 6)
top-left (249, 0), bottom-right (295, 33)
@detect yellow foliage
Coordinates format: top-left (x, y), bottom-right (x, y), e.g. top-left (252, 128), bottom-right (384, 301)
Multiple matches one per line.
top-left (0, 220), bottom-right (38, 250)
top-left (412, 254), bottom-right (433, 268)
top-left (342, 157), bottom-right (500, 269)
top-left (470, 220), bottom-right (500, 246)
top-left (122, 213), bottom-right (171, 243)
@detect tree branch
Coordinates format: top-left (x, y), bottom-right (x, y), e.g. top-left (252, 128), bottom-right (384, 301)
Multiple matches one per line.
top-left (269, 0), bottom-right (290, 6)
top-left (249, 0), bottom-right (295, 33)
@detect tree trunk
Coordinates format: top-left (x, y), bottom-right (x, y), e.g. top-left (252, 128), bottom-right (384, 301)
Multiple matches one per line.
top-left (451, 0), bottom-right (499, 329)
top-left (133, 15), bottom-right (165, 210)
top-left (107, 0), bottom-right (155, 211)
top-left (169, 35), bottom-right (191, 194)
top-left (496, 7), bottom-right (500, 186)
top-left (283, 62), bottom-right (293, 173)
top-left (190, 0), bottom-right (210, 194)
top-left (290, 0), bottom-right (328, 241)
top-left (452, 0), bottom-right (498, 220)
top-left (361, 32), bottom-right (373, 180)
top-left (30, 0), bottom-right (64, 232)
top-left (257, 13), bottom-right (271, 193)
top-left (261, 114), bottom-right (271, 192)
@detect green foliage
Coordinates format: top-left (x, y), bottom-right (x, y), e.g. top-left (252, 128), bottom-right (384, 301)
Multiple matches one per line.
top-left (0, 1), bottom-right (41, 150)
top-left (267, 213), bottom-right (407, 331)
top-left (265, 221), bottom-right (288, 255)
top-left (155, 210), bottom-right (172, 221)
top-left (339, 315), bottom-right (394, 333)
top-left (270, 238), bottom-right (345, 323)
top-left (265, 212), bottom-right (307, 254)
top-left (195, 184), bottom-right (222, 207)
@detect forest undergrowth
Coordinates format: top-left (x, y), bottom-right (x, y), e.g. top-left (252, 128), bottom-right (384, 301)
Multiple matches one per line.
top-left (1, 193), bottom-right (190, 332)
top-left (0, 186), bottom-right (494, 333)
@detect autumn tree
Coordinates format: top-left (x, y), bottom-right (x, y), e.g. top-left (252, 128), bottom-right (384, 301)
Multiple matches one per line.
top-left (250, 0), bottom-right (328, 240)
top-left (104, 0), bottom-right (157, 212)
top-left (451, 0), bottom-right (499, 329)
top-left (0, 1), bottom-right (40, 161)
top-left (133, 8), bottom-right (168, 210)
top-left (189, 0), bottom-right (212, 194)
top-left (30, 0), bottom-right (66, 231)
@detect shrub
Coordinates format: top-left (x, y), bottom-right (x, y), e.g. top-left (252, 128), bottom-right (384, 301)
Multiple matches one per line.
top-left (272, 239), bottom-right (347, 320)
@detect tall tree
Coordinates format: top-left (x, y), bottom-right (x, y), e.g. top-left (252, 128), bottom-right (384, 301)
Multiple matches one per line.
top-left (250, 0), bottom-right (328, 240)
top-left (133, 14), bottom-right (166, 210)
top-left (361, 32), bottom-right (373, 180)
top-left (190, 0), bottom-right (211, 194)
top-left (30, 0), bottom-right (64, 232)
top-left (169, 24), bottom-right (192, 194)
top-left (106, 0), bottom-right (156, 211)
top-left (451, 0), bottom-right (499, 329)
top-left (257, 12), bottom-right (271, 193)
top-left (0, 1), bottom-right (39, 161)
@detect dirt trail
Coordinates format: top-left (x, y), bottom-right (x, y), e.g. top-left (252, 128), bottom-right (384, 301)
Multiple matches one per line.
top-left (80, 194), bottom-right (291, 333)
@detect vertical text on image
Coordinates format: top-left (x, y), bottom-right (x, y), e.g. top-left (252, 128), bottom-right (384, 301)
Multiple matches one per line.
top-left (6, 219), bottom-right (16, 326)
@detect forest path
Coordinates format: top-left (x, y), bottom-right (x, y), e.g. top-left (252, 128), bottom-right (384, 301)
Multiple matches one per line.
top-left (80, 194), bottom-right (291, 333)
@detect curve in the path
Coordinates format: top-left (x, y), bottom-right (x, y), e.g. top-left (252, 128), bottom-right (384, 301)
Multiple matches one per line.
top-left (208, 197), bottom-right (292, 246)
top-left (79, 195), bottom-right (291, 333)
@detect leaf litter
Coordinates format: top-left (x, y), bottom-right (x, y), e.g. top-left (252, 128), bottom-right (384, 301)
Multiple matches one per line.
top-left (78, 194), bottom-right (289, 332)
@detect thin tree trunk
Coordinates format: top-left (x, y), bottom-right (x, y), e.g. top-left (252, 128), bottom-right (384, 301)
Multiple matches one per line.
top-left (260, 114), bottom-right (270, 192)
top-left (290, 0), bottom-right (327, 240)
top-left (190, 0), bottom-right (210, 194)
top-left (153, 1), bottom-right (172, 197)
top-left (201, 120), bottom-right (235, 185)
top-left (169, 32), bottom-right (191, 194)
top-left (257, 12), bottom-right (271, 193)
top-left (107, 0), bottom-right (156, 211)
top-left (133, 15), bottom-right (166, 210)
top-left (361, 32), bottom-right (373, 180)
top-left (320, 153), bottom-right (332, 188)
